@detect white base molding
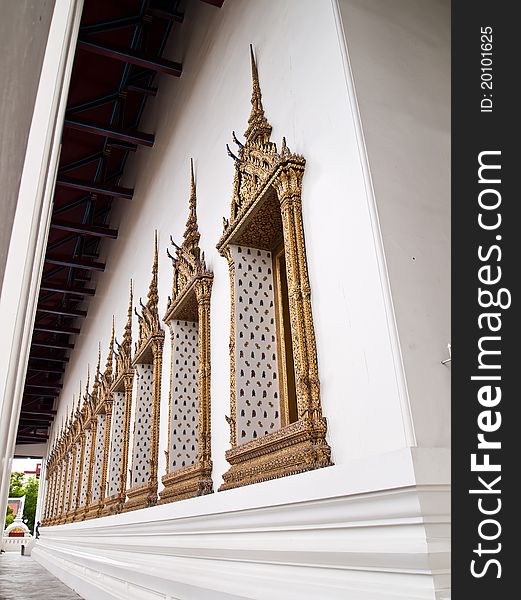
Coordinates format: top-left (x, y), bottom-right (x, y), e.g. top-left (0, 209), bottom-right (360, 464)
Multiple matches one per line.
top-left (32, 448), bottom-right (450, 600)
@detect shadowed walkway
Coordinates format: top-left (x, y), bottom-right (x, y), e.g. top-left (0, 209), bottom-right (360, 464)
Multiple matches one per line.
top-left (0, 552), bottom-right (83, 600)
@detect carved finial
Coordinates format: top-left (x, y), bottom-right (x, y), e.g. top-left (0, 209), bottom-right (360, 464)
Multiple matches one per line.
top-left (85, 366), bottom-right (90, 396)
top-left (244, 45), bottom-right (272, 145)
top-left (124, 280), bottom-right (133, 348)
top-left (183, 160), bottom-right (201, 257)
top-left (226, 143), bottom-right (239, 162)
top-left (189, 158), bottom-right (196, 207)
top-left (146, 231), bottom-right (159, 308)
top-left (166, 247), bottom-right (176, 263)
top-left (232, 131), bottom-right (244, 149)
top-left (96, 342), bottom-right (101, 377)
top-left (104, 317), bottom-right (115, 378)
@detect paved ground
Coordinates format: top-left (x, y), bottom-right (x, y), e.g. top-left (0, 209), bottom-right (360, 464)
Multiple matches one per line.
top-left (0, 552), bottom-right (83, 600)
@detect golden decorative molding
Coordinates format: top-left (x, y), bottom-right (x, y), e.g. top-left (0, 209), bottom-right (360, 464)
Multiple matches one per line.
top-left (125, 237), bottom-right (164, 512)
top-left (217, 47), bottom-right (332, 491)
top-left (112, 282), bottom-right (134, 390)
top-left (134, 232), bottom-right (164, 364)
top-left (87, 326), bottom-right (115, 519)
top-left (159, 161), bottom-right (213, 504)
top-left (75, 373), bottom-right (96, 521)
top-left (105, 286), bottom-right (135, 516)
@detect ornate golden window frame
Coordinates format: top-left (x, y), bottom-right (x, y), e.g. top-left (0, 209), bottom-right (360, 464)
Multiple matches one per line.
top-left (65, 391), bottom-right (83, 523)
top-left (75, 373), bottom-right (97, 521)
top-left (103, 283), bottom-right (135, 516)
top-left (216, 48), bottom-right (332, 491)
top-left (159, 161), bottom-right (213, 504)
top-left (125, 237), bottom-right (165, 512)
top-left (85, 329), bottom-right (115, 520)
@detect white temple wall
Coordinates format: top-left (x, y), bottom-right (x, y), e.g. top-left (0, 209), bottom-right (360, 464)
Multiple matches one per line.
top-left (35, 2), bottom-right (450, 598)
top-left (51, 0), bottom-right (416, 483)
top-left (338, 0), bottom-right (451, 448)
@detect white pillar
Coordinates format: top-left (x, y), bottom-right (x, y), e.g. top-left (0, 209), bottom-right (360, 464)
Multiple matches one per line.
top-left (0, 0), bottom-right (84, 531)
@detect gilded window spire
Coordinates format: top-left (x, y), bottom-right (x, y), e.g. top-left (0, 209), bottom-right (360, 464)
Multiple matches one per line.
top-left (114, 281), bottom-right (133, 382)
top-left (77, 380), bottom-right (82, 413)
top-left (124, 280), bottom-right (133, 351)
top-left (136, 234), bottom-right (161, 354)
top-left (92, 343), bottom-right (102, 399)
top-left (244, 45), bottom-right (272, 145)
top-left (182, 158), bottom-right (201, 258)
top-left (100, 317), bottom-right (115, 396)
top-left (148, 230), bottom-right (159, 310)
top-left (165, 160), bottom-right (210, 316)
top-left (85, 367), bottom-right (90, 399)
top-left (105, 316), bottom-right (115, 376)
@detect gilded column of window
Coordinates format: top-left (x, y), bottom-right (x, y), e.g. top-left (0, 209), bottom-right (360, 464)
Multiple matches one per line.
top-left (98, 321), bottom-right (115, 515)
top-left (84, 396), bottom-right (98, 519)
top-left (125, 235), bottom-right (164, 512)
top-left (60, 448), bottom-right (71, 523)
top-left (56, 435), bottom-right (66, 522)
top-left (51, 443), bottom-right (60, 522)
top-left (61, 411), bottom-right (74, 523)
top-left (55, 431), bottom-right (66, 522)
top-left (66, 392), bottom-right (83, 522)
top-left (159, 161), bottom-right (213, 504)
top-left (85, 349), bottom-right (105, 520)
top-left (41, 469), bottom-right (50, 524)
top-left (46, 459), bottom-right (56, 524)
top-left (86, 327), bottom-right (115, 519)
top-left (49, 467), bottom-right (56, 522)
top-left (64, 424), bottom-right (77, 522)
top-left (51, 449), bottom-right (61, 524)
top-left (216, 47), bottom-right (332, 490)
top-left (42, 457), bottom-right (53, 524)
top-left (76, 374), bottom-right (96, 521)
top-left (103, 284), bottom-right (134, 516)
top-left (42, 456), bottom-right (54, 525)
top-left (72, 424), bottom-right (86, 522)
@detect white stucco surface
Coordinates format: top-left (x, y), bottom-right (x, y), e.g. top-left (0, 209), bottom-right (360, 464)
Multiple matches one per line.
top-left (339, 0), bottom-right (451, 447)
top-left (52, 0), bottom-right (420, 490)
top-left (32, 1), bottom-right (450, 597)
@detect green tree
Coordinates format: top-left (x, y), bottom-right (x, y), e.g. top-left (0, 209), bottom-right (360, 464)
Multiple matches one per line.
top-left (9, 472), bottom-right (24, 497)
top-left (5, 506), bottom-right (14, 527)
top-left (4, 472), bottom-right (40, 534)
top-left (22, 476), bottom-right (39, 532)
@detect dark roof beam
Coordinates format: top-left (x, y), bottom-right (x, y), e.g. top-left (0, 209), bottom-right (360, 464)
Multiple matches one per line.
top-left (45, 256), bottom-right (105, 272)
top-left (77, 40), bottom-right (183, 77)
top-left (40, 282), bottom-right (95, 296)
top-left (32, 340), bottom-right (75, 351)
top-left (21, 410), bottom-right (57, 417)
top-left (27, 366), bottom-right (64, 375)
top-left (30, 353), bottom-right (69, 363)
top-left (34, 324), bottom-right (81, 335)
top-left (80, 14), bottom-right (142, 35)
top-left (56, 175), bottom-right (133, 199)
top-left (37, 304), bottom-right (86, 317)
top-left (59, 151), bottom-right (103, 174)
top-left (127, 83), bottom-right (158, 96)
top-left (51, 219), bottom-right (118, 239)
top-left (26, 382), bottom-right (63, 390)
top-left (148, 4), bottom-right (184, 23)
top-left (64, 117), bottom-right (154, 147)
